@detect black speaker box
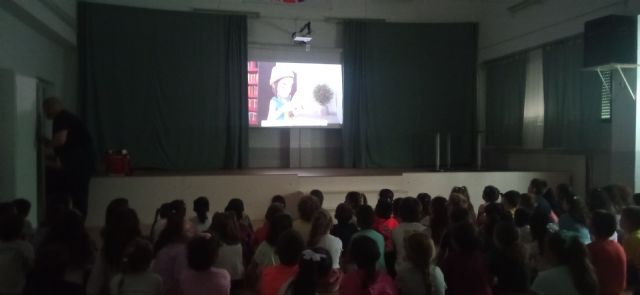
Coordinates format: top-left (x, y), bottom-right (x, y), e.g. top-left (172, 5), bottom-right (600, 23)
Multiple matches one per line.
top-left (584, 15), bottom-right (637, 68)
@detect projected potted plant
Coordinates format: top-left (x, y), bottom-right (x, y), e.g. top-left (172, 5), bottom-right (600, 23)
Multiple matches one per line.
top-left (313, 84), bottom-right (334, 116)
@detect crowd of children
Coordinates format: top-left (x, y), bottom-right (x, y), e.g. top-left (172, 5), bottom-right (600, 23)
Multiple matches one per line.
top-left (2, 179), bottom-right (640, 295)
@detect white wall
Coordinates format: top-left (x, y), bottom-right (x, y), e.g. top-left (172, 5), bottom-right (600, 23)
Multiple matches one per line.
top-left (0, 69), bottom-right (17, 202)
top-left (14, 75), bottom-right (39, 225)
top-left (0, 1), bottom-right (77, 224)
top-left (0, 70), bottom-right (39, 224)
top-left (0, 0), bottom-right (75, 45)
top-left (478, 0), bottom-right (640, 191)
top-left (0, 3), bottom-right (77, 111)
top-left (636, 15), bottom-right (640, 190)
top-left (611, 69), bottom-right (637, 189)
top-left (88, 170), bottom-right (570, 228)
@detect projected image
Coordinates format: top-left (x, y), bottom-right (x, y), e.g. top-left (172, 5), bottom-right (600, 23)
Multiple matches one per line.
top-left (248, 61), bottom-right (343, 127)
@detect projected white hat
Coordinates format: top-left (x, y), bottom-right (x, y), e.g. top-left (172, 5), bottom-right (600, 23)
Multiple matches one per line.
top-left (270, 66), bottom-right (295, 86)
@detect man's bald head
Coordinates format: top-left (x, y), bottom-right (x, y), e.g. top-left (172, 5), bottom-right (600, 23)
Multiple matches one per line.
top-left (43, 97), bottom-right (64, 119)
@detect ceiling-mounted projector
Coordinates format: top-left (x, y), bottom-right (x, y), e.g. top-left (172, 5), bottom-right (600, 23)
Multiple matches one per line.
top-left (293, 34), bottom-right (312, 43)
top-left (292, 22), bottom-right (312, 44)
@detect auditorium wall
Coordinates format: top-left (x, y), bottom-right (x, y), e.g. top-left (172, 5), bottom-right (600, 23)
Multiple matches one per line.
top-left (478, 0), bottom-right (637, 62)
top-left (0, 2), bottom-right (77, 224)
top-left (0, 1), bottom-right (77, 111)
top-left (87, 170), bottom-right (571, 228)
top-left (0, 70), bottom-right (39, 225)
top-left (478, 0), bottom-right (640, 191)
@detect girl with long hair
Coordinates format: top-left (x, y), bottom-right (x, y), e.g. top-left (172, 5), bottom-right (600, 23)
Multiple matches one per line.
top-left (392, 197), bottom-right (427, 271)
top-left (332, 203), bottom-right (358, 250)
top-left (395, 232), bottom-right (445, 295)
top-left (210, 212), bottom-right (246, 287)
top-left (260, 230), bottom-right (305, 295)
top-left (477, 186), bottom-right (500, 226)
top-left (450, 186), bottom-right (477, 221)
top-left (109, 238), bottom-right (162, 295)
top-left (531, 232), bottom-right (599, 295)
top-left (253, 214), bottom-right (293, 269)
top-left (429, 197), bottom-right (449, 246)
top-left (489, 222), bottom-right (529, 294)
top-left (152, 201), bottom-right (190, 295)
top-left (307, 209), bottom-right (342, 270)
top-left (87, 207), bottom-right (141, 295)
top-left (190, 196), bottom-right (211, 233)
top-left (180, 236), bottom-right (231, 295)
top-left (440, 222), bottom-right (492, 295)
top-left (556, 184), bottom-right (591, 244)
top-left (293, 196), bottom-right (321, 244)
top-left (417, 193), bottom-right (432, 226)
top-left (280, 248), bottom-right (333, 295)
top-left (254, 204), bottom-right (285, 250)
top-left (150, 202), bottom-right (171, 243)
top-left (340, 236), bottom-right (397, 295)
top-left (248, 213), bottom-right (293, 288)
top-left (42, 209), bottom-right (95, 287)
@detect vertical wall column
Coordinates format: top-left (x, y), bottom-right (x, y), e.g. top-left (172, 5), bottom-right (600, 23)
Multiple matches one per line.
top-left (0, 69), bottom-right (17, 202)
top-left (0, 69), bottom-right (39, 225)
top-left (635, 15), bottom-right (640, 191)
top-left (15, 74), bottom-right (38, 223)
top-left (610, 68), bottom-right (637, 189)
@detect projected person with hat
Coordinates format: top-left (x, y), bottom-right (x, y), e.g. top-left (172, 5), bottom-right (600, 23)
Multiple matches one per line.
top-left (267, 66), bottom-right (302, 121)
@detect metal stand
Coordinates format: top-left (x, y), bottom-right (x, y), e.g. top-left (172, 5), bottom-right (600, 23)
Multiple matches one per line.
top-left (435, 132), bottom-right (440, 171)
top-left (592, 63), bottom-right (639, 100)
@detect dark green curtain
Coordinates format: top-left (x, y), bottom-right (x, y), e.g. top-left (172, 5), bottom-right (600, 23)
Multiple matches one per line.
top-left (485, 54), bottom-right (527, 147)
top-left (342, 22), bottom-right (369, 168)
top-left (543, 36), bottom-right (605, 150)
top-left (79, 3), bottom-right (247, 170)
top-left (342, 21), bottom-right (477, 168)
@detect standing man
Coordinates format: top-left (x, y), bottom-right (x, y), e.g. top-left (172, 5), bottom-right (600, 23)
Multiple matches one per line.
top-left (43, 97), bottom-right (95, 217)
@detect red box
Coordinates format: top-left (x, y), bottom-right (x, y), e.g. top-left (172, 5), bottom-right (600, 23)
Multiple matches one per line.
top-left (105, 150), bottom-right (131, 175)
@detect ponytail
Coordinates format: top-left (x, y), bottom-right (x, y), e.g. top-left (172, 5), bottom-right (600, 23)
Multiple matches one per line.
top-left (291, 248), bottom-right (332, 295)
top-left (506, 242), bottom-right (527, 267)
top-left (418, 267), bottom-right (432, 295)
top-left (197, 212), bottom-right (208, 224)
top-left (564, 237), bottom-right (598, 295)
top-left (193, 197), bottom-right (210, 224)
top-left (361, 263), bottom-right (377, 290)
top-left (495, 222), bottom-right (527, 267)
top-left (149, 208), bottom-right (161, 240)
top-left (404, 232), bottom-right (433, 295)
top-left (547, 232), bottom-right (598, 295)
top-left (308, 210), bottom-right (332, 248)
top-left (350, 236), bottom-right (381, 292)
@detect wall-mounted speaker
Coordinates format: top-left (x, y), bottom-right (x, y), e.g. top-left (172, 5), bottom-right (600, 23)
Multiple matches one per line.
top-left (584, 15), bottom-right (637, 68)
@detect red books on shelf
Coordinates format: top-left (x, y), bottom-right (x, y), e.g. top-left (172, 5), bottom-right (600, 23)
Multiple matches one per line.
top-left (248, 85), bottom-right (259, 98)
top-left (248, 61), bottom-right (258, 72)
top-left (249, 112), bottom-right (258, 125)
top-left (248, 73), bottom-right (259, 84)
top-left (248, 99), bottom-right (258, 112)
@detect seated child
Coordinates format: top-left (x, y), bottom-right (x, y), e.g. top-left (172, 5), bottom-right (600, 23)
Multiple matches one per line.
top-left (180, 236), bottom-right (231, 295)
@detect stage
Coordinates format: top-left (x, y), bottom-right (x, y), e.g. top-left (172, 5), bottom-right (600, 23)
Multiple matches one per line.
top-left (86, 168), bottom-right (572, 228)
